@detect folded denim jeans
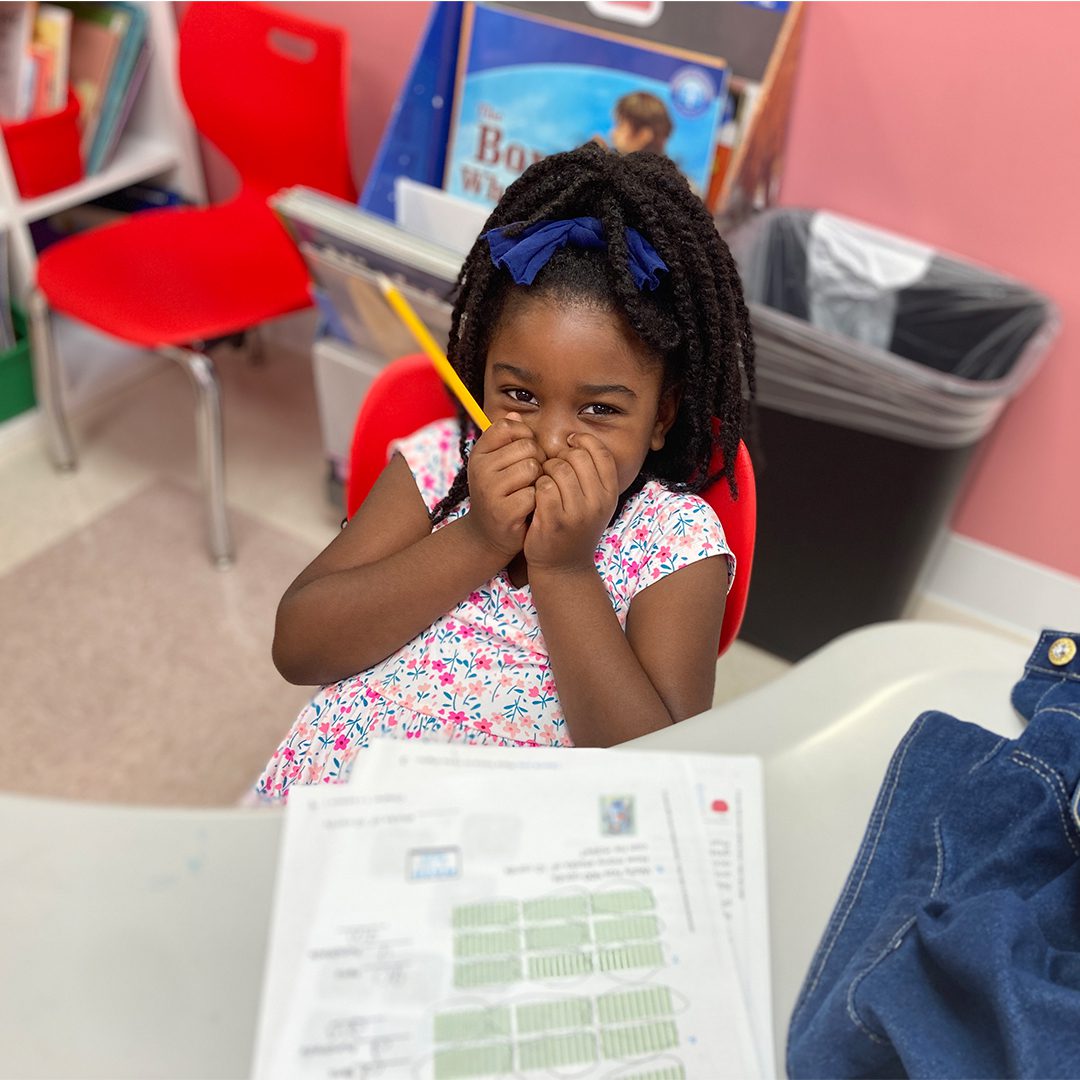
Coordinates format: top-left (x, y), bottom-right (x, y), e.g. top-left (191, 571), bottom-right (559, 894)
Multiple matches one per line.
top-left (788, 630), bottom-right (1080, 1078)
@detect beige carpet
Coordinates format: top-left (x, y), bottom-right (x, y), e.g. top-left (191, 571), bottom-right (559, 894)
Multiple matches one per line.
top-left (0, 480), bottom-right (321, 806)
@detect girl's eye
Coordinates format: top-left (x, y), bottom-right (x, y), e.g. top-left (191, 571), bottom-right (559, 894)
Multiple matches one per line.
top-left (582, 403), bottom-right (620, 417)
top-left (506, 388), bottom-right (537, 405)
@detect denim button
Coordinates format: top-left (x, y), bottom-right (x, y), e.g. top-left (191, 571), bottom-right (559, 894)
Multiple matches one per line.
top-left (1049, 637), bottom-right (1078, 666)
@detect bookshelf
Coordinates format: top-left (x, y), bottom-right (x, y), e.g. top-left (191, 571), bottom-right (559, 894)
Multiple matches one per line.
top-left (0, 1), bottom-right (206, 447)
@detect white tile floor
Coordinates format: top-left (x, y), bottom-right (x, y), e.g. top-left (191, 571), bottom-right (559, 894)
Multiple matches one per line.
top-left (0, 327), bottom-right (1023, 724)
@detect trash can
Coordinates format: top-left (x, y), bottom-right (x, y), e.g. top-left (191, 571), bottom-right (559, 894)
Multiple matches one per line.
top-left (728, 209), bottom-right (1059, 661)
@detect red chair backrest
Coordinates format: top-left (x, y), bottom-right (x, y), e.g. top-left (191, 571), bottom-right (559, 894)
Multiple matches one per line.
top-left (178, 2), bottom-right (356, 202)
top-left (347, 355), bottom-right (756, 657)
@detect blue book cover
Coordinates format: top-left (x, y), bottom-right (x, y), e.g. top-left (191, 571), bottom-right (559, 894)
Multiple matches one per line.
top-left (444, 3), bottom-right (730, 208)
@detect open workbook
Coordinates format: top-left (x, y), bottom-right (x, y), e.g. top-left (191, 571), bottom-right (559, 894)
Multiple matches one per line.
top-left (252, 744), bottom-right (773, 1079)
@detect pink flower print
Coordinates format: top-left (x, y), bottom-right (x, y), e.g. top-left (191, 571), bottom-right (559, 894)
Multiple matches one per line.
top-left (330, 722), bottom-right (345, 736)
top-left (525, 740), bottom-right (540, 748)
top-left (447, 710), bottom-right (468, 725)
top-left (625, 560), bottom-right (640, 577)
top-left (282, 747), bottom-right (296, 763)
top-left (502, 719), bottom-right (523, 739)
top-left (288, 764), bottom-right (301, 779)
top-left (529, 686), bottom-right (540, 699)
top-left (468, 681), bottom-right (484, 698)
top-left (658, 545), bottom-right (672, 560)
top-left (473, 718), bottom-right (494, 734)
top-left (405, 728), bottom-right (422, 740)
top-left (542, 680), bottom-right (557, 695)
top-left (645, 506), bottom-right (657, 517)
top-left (502, 654), bottom-right (515, 666)
top-left (475, 655), bottom-right (493, 670)
top-left (439, 671), bottom-right (455, 686)
top-left (634, 525), bottom-right (649, 542)
top-left (431, 659), bottom-right (447, 673)
top-left (444, 620), bottom-right (457, 633)
top-left (609, 536), bottom-right (623, 551)
top-left (318, 722), bottom-right (330, 734)
top-left (540, 723), bottom-right (558, 741)
top-left (333, 734), bottom-right (350, 751)
top-left (459, 624), bottom-right (476, 639)
top-left (467, 591), bottom-right (484, 606)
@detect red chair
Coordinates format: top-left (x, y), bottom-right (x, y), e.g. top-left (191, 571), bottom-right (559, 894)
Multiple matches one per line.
top-left (346, 354), bottom-right (757, 656)
top-left (30, 2), bottom-right (356, 566)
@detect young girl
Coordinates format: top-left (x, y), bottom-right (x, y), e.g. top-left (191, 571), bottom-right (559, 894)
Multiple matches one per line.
top-left (255, 142), bottom-right (755, 803)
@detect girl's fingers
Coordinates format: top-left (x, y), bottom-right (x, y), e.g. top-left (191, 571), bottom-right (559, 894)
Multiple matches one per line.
top-left (533, 473), bottom-right (563, 517)
top-left (494, 455), bottom-right (543, 496)
top-left (485, 435), bottom-right (546, 474)
top-left (541, 456), bottom-right (584, 516)
top-left (504, 485), bottom-right (537, 522)
top-left (474, 414), bottom-right (535, 455)
top-left (565, 433), bottom-right (618, 496)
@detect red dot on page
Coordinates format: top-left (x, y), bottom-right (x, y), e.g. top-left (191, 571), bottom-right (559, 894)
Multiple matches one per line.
top-left (711, 799), bottom-right (729, 813)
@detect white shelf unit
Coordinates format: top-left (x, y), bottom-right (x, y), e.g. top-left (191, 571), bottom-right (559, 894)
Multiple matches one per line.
top-left (0, 1), bottom-right (206, 441)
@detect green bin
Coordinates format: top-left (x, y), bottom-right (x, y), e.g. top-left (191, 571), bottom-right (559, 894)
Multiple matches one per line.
top-left (0, 305), bottom-right (35, 423)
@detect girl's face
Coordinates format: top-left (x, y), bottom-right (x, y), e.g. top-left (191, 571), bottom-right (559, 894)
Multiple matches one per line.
top-left (483, 295), bottom-right (678, 494)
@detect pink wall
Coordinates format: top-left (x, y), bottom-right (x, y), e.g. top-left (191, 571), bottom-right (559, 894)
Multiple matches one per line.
top-left (200, 2), bottom-right (1077, 579)
top-left (779, 2), bottom-right (1080, 580)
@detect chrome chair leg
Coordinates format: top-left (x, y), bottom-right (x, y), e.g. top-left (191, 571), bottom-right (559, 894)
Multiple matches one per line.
top-left (159, 345), bottom-right (235, 569)
top-left (27, 289), bottom-right (76, 471)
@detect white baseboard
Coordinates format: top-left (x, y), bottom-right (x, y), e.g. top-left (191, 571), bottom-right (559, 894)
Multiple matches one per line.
top-left (922, 532), bottom-right (1080, 639)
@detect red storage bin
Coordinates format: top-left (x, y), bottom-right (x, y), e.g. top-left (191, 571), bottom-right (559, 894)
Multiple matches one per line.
top-left (1, 90), bottom-right (83, 199)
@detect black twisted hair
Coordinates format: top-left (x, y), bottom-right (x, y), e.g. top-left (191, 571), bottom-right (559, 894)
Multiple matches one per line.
top-left (431, 141), bottom-right (755, 525)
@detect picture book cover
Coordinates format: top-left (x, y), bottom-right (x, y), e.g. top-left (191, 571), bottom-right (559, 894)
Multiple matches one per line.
top-left (444, 2), bottom-right (730, 208)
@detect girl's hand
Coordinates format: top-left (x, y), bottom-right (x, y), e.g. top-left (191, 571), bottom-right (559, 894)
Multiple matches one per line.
top-left (525, 432), bottom-right (619, 573)
top-left (465, 413), bottom-right (545, 560)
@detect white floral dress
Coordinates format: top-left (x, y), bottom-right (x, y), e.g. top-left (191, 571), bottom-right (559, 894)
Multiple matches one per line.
top-left (254, 419), bottom-right (734, 802)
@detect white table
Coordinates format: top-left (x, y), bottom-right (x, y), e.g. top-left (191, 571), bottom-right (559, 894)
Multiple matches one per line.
top-left (0, 621), bottom-right (1031, 1078)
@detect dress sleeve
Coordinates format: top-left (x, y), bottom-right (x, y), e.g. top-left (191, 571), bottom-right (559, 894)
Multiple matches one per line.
top-left (627, 488), bottom-right (736, 599)
top-left (388, 418), bottom-right (466, 515)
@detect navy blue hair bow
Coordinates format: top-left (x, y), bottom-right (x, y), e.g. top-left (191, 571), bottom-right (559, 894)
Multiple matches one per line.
top-left (483, 217), bottom-right (667, 292)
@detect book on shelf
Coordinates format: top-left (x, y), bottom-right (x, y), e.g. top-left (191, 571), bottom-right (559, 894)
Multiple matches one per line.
top-left (81, 1), bottom-right (146, 174)
top-left (32, 4), bottom-right (71, 113)
top-left (0, 1), bottom-right (33, 119)
top-left (66, 1), bottom-right (128, 153)
top-left (92, 29), bottom-right (148, 172)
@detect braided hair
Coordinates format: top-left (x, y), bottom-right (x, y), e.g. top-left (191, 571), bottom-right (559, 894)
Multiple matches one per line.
top-left (431, 141), bottom-right (755, 525)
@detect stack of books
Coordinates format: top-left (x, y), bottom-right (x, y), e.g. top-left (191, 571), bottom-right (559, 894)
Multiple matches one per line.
top-left (0, 1), bottom-right (149, 174)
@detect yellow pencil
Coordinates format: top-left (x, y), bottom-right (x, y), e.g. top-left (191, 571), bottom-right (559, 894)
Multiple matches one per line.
top-left (375, 272), bottom-right (491, 431)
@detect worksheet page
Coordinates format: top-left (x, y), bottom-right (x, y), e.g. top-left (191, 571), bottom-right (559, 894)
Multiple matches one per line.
top-left (254, 745), bottom-right (766, 1080)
